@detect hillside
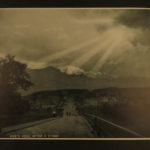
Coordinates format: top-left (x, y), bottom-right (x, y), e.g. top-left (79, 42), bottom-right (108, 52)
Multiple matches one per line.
top-left (22, 66), bottom-right (150, 95)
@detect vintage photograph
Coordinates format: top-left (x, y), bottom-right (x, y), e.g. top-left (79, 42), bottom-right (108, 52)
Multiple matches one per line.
top-left (0, 8), bottom-right (149, 138)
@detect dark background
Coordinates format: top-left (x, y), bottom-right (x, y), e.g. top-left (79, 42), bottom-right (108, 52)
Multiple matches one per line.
top-left (0, 139), bottom-right (150, 150)
top-left (0, 0), bottom-right (150, 149)
top-left (0, 0), bottom-right (149, 7)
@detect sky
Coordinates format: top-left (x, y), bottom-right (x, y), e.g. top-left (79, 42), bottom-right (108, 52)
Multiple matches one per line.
top-left (0, 8), bottom-right (150, 78)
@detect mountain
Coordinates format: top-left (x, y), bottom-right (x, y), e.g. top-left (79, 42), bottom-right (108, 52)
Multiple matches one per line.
top-left (22, 66), bottom-right (150, 95)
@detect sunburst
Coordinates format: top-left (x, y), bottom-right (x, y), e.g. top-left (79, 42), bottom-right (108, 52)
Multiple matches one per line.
top-left (46, 36), bottom-right (101, 62)
top-left (71, 32), bottom-right (113, 67)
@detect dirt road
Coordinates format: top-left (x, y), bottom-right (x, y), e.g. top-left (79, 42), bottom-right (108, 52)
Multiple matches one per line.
top-left (6, 100), bottom-right (95, 138)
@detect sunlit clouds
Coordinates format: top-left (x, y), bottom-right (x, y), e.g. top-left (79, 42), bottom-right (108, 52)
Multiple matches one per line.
top-left (0, 9), bottom-right (150, 78)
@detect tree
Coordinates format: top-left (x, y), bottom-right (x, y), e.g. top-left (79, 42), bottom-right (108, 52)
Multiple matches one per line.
top-left (0, 55), bottom-right (33, 115)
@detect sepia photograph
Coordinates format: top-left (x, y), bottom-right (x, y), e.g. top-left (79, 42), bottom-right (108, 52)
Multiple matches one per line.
top-left (0, 8), bottom-right (150, 139)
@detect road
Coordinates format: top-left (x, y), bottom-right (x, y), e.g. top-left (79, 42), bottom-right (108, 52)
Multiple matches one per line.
top-left (85, 113), bottom-right (143, 138)
top-left (6, 100), bottom-right (95, 138)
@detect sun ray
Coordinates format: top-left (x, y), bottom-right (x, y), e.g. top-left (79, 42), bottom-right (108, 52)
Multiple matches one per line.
top-left (45, 36), bottom-right (102, 62)
top-left (71, 34), bottom-right (113, 67)
top-left (92, 33), bottom-right (123, 72)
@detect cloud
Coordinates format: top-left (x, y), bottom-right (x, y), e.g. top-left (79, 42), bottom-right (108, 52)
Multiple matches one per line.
top-left (116, 10), bottom-right (150, 29)
top-left (1, 9), bottom-right (150, 80)
top-left (58, 65), bottom-right (116, 79)
top-left (59, 65), bottom-right (85, 75)
top-left (0, 9), bottom-right (100, 64)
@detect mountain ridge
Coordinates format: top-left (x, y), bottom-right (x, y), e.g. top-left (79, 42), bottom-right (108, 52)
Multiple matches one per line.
top-left (22, 66), bottom-right (150, 95)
